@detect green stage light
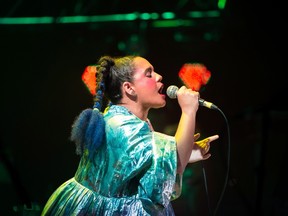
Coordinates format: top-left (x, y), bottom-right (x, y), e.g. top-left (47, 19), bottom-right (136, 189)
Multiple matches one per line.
top-left (59, 13), bottom-right (138, 23)
top-left (218, 0), bottom-right (227, 10)
top-left (0, 17), bottom-right (54, 24)
top-left (161, 12), bottom-right (175, 19)
top-left (0, 10), bottom-right (221, 25)
top-left (187, 10), bottom-right (220, 18)
top-left (152, 19), bottom-right (195, 28)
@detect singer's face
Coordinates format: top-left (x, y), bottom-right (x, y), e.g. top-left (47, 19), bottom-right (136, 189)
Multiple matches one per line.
top-left (131, 57), bottom-right (166, 109)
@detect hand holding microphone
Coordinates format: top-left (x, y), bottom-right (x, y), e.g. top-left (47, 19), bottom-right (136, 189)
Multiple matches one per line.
top-left (166, 85), bottom-right (219, 110)
top-left (167, 85), bottom-right (200, 114)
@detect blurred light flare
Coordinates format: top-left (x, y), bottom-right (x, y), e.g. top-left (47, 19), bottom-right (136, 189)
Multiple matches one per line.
top-left (178, 63), bottom-right (211, 91)
top-left (0, 11), bottom-right (220, 26)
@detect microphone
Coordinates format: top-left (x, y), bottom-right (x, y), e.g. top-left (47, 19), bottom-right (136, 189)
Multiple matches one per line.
top-left (166, 85), bottom-right (219, 110)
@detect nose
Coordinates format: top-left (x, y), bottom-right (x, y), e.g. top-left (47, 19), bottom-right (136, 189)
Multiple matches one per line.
top-left (155, 72), bottom-right (162, 82)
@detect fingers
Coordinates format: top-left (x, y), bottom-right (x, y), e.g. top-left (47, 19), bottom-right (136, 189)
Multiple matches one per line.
top-left (195, 139), bottom-right (208, 148)
top-left (194, 133), bottom-right (200, 141)
top-left (202, 153), bottom-right (211, 160)
top-left (194, 134), bottom-right (219, 150)
top-left (207, 135), bottom-right (219, 143)
top-left (177, 86), bottom-right (200, 112)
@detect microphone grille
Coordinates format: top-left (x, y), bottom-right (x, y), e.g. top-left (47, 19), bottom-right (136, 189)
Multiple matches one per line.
top-left (166, 85), bottom-right (179, 99)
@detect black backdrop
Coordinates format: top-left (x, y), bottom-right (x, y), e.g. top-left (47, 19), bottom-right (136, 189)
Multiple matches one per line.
top-left (1, 1), bottom-right (287, 215)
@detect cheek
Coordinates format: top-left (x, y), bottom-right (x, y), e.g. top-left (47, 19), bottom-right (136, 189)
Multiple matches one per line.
top-left (135, 78), bottom-right (157, 92)
top-left (145, 79), bottom-right (157, 88)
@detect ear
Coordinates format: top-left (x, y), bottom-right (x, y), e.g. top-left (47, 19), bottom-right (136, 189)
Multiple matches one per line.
top-left (123, 81), bottom-right (136, 96)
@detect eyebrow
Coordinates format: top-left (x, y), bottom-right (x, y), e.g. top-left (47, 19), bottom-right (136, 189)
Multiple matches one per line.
top-left (144, 66), bottom-right (153, 74)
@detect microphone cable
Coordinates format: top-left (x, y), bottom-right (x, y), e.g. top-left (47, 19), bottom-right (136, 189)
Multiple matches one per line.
top-left (202, 161), bottom-right (213, 216)
top-left (166, 85), bottom-right (231, 215)
top-left (201, 106), bottom-right (231, 216)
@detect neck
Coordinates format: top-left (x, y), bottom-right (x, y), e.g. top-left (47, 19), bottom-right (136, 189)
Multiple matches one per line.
top-left (119, 103), bottom-right (149, 121)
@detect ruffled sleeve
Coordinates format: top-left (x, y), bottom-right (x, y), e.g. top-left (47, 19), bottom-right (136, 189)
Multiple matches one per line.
top-left (137, 132), bottom-right (180, 211)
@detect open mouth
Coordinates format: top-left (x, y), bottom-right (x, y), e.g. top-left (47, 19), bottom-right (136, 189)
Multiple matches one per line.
top-left (158, 85), bottom-right (164, 94)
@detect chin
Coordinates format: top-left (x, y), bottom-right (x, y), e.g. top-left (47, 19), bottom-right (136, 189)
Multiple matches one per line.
top-left (154, 101), bottom-right (166, 109)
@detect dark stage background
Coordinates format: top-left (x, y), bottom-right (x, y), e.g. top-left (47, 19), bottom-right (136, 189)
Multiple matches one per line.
top-left (1, 1), bottom-right (287, 215)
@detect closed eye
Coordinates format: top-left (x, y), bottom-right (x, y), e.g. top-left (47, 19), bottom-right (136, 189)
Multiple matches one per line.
top-left (146, 72), bottom-right (152, 78)
top-left (145, 67), bottom-right (153, 78)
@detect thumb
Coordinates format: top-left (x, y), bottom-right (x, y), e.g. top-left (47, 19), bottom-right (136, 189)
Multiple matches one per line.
top-left (194, 133), bottom-right (200, 141)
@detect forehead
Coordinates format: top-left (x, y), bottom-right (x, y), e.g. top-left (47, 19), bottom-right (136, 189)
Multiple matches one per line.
top-left (133, 57), bottom-right (153, 71)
